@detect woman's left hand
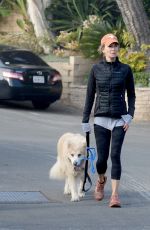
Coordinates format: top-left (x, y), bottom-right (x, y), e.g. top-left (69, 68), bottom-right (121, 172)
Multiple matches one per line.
top-left (123, 123), bottom-right (129, 131)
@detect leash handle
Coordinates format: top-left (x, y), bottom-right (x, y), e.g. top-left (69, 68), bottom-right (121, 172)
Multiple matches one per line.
top-left (82, 132), bottom-right (92, 192)
top-left (86, 132), bottom-right (90, 150)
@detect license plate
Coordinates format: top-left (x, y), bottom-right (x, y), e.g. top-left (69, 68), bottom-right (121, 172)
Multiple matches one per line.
top-left (33, 76), bottom-right (45, 83)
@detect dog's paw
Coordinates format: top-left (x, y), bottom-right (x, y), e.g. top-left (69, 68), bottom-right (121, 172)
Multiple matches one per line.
top-left (71, 196), bottom-right (80, 202)
top-left (64, 190), bottom-right (71, 195)
top-left (79, 191), bottom-right (85, 198)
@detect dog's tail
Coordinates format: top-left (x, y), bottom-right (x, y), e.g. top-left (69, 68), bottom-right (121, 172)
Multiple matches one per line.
top-left (49, 161), bottom-right (65, 180)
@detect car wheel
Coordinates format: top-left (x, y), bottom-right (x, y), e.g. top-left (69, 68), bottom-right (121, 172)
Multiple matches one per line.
top-left (32, 100), bottom-right (51, 110)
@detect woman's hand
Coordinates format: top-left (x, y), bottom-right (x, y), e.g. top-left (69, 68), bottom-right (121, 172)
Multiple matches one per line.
top-left (82, 123), bottom-right (91, 133)
top-left (122, 114), bottom-right (132, 131)
top-left (123, 123), bottom-right (129, 131)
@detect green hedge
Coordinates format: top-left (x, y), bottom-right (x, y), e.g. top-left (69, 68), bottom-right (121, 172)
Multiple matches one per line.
top-left (134, 72), bottom-right (150, 87)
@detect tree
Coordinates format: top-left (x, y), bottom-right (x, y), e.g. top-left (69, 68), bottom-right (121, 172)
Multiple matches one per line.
top-left (115, 0), bottom-right (150, 47)
top-left (26, 0), bottom-right (53, 53)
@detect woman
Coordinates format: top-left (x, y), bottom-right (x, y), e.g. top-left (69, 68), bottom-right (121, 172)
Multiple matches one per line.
top-left (82, 34), bottom-right (136, 207)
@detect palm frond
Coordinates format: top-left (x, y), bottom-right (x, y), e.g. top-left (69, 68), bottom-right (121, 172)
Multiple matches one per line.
top-left (47, 0), bottom-right (121, 35)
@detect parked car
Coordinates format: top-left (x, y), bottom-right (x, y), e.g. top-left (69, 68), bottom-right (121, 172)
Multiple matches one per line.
top-left (0, 45), bottom-right (62, 109)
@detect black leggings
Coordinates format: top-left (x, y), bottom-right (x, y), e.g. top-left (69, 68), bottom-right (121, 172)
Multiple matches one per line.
top-left (94, 124), bottom-right (126, 180)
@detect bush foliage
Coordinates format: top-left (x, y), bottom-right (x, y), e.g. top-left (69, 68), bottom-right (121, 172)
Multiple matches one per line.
top-left (0, 32), bottom-right (43, 54)
top-left (134, 72), bottom-right (150, 87)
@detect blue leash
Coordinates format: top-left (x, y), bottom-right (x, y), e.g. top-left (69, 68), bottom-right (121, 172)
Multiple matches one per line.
top-left (78, 147), bottom-right (96, 174)
top-left (82, 132), bottom-right (96, 192)
top-left (86, 147), bottom-right (96, 174)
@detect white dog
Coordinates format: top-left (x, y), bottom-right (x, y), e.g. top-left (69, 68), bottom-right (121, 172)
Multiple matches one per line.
top-left (49, 133), bottom-right (86, 202)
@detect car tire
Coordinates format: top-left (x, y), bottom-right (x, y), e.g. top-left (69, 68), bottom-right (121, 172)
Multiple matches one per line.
top-left (32, 100), bottom-right (51, 110)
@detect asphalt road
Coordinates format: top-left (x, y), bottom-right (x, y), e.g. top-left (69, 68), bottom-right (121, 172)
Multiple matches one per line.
top-left (0, 100), bottom-right (150, 230)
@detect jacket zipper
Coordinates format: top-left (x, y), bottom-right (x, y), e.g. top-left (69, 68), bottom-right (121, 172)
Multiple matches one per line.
top-left (109, 63), bottom-right (113, 113)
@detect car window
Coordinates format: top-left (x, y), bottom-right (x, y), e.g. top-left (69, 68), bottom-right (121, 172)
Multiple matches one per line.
top-left (0, 50), bottom-right (48, 66)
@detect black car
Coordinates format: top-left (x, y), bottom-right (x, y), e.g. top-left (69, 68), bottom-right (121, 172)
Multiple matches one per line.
top-left (0, 45), bottom-right (62, 109)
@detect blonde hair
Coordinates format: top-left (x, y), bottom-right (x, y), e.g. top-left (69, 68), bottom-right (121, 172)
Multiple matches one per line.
top-left (98, 44), bottom-right (105, 55)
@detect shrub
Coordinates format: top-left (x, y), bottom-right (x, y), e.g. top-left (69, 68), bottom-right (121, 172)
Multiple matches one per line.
top-left (134, 72), bottom-right (150, 87)
top-left (46, 0), bottom-right (121, 35)
top-left (0, 32), bottom-right (43, 54)
top-left (56, 31), bottom-right (79, 50)
top-left (119, 48), bottom-right (147, 72)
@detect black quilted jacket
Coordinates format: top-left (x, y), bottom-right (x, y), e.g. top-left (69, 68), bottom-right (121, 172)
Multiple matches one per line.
top-left (82, 58), bottom-right (136, 123)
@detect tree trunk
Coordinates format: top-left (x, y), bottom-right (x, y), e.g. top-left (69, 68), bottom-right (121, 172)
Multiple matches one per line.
top-left (26, 0), bottom-right (52, 53)
top-left (115, 0), bottom-right (150, 47)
